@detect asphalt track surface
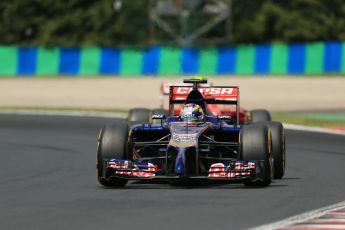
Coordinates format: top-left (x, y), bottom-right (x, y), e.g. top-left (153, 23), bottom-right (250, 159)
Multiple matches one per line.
top-left (1, 114), bottom-right (345, 230)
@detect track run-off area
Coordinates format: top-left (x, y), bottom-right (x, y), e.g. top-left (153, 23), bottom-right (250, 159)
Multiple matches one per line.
top-left (0, 113), bottom-right (345, 230)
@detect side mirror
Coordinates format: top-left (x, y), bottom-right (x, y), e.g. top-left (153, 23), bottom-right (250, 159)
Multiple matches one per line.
top-left (151, 114), bottom-right (166, 126)
top-left (151, 114), bottom-right (166, 120)
top-left (150, 114), bottom-right (166, 125)
top-left (217, 115), bottom-right (231, 121)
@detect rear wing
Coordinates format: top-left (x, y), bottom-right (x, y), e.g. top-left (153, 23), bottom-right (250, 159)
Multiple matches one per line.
top-left (160, 82), bottom-right (210, 95)
top-left (169, 86), bottom-right (239, 105)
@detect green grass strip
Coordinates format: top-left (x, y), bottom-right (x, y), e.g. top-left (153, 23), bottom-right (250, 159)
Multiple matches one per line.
top-left (341, 42), bottom-right (345, 73)
top-left (120, 48), bottom-right (143, 76)
top-left (235, 44), bottom-right (255, 74)
top-left (36, 47), bottom-right (60, 76)
top-left (79, 47), bottom-right (100, 76)
top-left (198, 47), bottom-right (217, 75)
top-left (0, 46), bottom-right (17, 76)
top-left (0, 106), bottom-right (128, 114)
top-left (158, 46), bottom-right (181, 76)
top-left (1, 106), bottom-right (343, 128)
top-left (300, 114), bottom-right (345, 121)
top-left (272, 112), bottom-right (345, 127)
top-left (305, 42), bottom-right (324, 74)
top-left (270, 43), bottom-right (288, 74)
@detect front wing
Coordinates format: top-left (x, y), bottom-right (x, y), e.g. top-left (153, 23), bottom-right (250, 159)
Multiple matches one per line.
top-left (105, 159), bottom-right (266, 183)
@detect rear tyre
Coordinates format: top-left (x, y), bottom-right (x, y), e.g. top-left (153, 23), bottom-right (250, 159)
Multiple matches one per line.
top-left (251, 109), bottom-right (271, 122)
top-left (128, 108), bottom-right (151, 123)
top-left (97, 121), bottom-right (128, 187)
top-left (241, 124), bottom-right (272, 187)
top-left (257, 121), bottom-right (285, 179)
top-left (151, 108), bottom-right (168, 124)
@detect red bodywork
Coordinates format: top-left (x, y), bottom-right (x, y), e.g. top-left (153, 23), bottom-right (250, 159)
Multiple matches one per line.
top-left (160, 83), bottom-right (250, 123)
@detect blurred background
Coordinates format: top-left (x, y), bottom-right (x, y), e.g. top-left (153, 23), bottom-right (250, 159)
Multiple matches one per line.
top-left (1, 0), bottom-right (345, 46)
top-left (0, 0), bottom-right (344, 128)
top-left (1, 0), bottom-right (345, 75)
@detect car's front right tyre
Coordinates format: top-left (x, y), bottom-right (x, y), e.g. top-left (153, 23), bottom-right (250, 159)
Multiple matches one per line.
top-left (97, 121), bottom-right (129, 187)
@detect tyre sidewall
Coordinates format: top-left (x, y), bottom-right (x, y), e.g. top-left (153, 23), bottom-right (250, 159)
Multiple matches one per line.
top-left (256, 121), bottom-right (285, 179)
top-left (97, 121), bottom-right (129, 187)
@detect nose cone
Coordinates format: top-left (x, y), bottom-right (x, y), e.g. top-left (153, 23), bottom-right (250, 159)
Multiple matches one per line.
top-left (175, 157), bottom-right (184, 175)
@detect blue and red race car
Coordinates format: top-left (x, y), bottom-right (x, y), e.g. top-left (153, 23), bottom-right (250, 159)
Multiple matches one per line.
top-left (97, 79), bottom-right (285, 187)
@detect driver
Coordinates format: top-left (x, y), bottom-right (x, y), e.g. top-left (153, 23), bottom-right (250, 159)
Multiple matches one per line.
top-left (179, 103), bottom-right (204, 122)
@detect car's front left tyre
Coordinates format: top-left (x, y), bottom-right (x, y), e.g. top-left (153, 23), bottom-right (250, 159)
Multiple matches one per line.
top-left (241, 124), bottom-right (273, 187)
top-left (257, 121), bottom-right (286, 179)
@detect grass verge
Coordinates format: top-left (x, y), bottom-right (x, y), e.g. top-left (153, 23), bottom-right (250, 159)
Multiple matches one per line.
top-left (272, 112), bottom-right (345, 128)
top-left (1, 106), bottom-right (344, 128)
top-left (0, 106), bottom-right (128, 114)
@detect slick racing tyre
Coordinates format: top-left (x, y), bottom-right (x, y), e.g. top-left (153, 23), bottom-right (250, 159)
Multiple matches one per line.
top-left (97, 121), bottom-right (128, 187)
top-left (257, 121), bottom-right (285, 179)
top-left (128, 108), bottom-right (151, 124)
top-left (241, 124), bottom-right (272, 187)
top-left (250, 109), bottom-right (271, 122)
top-left (151, 108), bottom-right (168, 124)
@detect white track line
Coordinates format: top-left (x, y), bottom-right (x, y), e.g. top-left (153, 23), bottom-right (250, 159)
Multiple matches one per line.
top-left (308, 218), bottom-right (345, 222)
top-left (247, 201), bottom-right (345, 230)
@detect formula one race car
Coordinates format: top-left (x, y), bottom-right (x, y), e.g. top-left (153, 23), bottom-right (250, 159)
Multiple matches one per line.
top-left (128, 79), bottom-right (271, 124)
top-left (97, 79), bottom-right (285, 187)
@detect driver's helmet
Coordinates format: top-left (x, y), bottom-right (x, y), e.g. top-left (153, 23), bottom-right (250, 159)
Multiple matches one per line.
top-left (179, 103), bottom-right (204, 122)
